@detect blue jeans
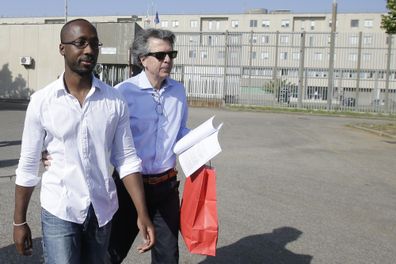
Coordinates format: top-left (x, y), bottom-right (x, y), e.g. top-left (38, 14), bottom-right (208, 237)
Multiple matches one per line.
top-left (41, 205), bottom-right (112, 264)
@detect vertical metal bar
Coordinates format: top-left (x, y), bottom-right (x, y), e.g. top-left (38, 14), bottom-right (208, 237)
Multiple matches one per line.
top-left (355, 31), bottom-right (363, 111)
top-left (298, 32), bottom-right (306, 108)
top-left (327, 0), bottom-right (337, 110)
top-left (272, 31), bottom-right (280, 81)
top-left (223, 31), bottom-right (229, 103)
top-left (385, 34), bottom-right (392, 113)
top-left (272, 31), bottom-right (280, 104)
top-left (248, 30), bottom-right (254, 92)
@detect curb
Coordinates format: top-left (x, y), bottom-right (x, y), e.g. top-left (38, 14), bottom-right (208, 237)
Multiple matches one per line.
top-left (350, 125), bottom-right (396, 139)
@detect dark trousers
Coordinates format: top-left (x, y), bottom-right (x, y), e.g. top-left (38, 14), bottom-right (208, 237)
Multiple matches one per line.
top-left (108, 170), bottom-right (180, 264)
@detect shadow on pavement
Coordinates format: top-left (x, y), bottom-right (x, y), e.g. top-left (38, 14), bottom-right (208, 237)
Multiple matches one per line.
top-left (0, 99), bottom-right (29, 111)
top-left (0, 238), bottom-right (43, 264)
top-left (0, 140), bottom-right (21, 148)
top-left (199, 226), bottom-right (313, 264)
top-left (0, 159), bottom-right (19, 168)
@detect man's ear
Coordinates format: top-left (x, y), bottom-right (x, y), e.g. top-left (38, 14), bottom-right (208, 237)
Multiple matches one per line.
top-left (59, 44), bottom-right (65, 56)
top-left (140, 56), bottom-right (146, 68)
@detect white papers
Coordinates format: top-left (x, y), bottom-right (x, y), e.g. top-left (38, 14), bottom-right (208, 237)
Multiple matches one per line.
top-left (174, 116), bottom-right (223, 177)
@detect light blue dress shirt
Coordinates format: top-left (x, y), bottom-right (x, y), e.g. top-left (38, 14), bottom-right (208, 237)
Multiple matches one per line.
top-left (115, 71), bottom-right (190, 175)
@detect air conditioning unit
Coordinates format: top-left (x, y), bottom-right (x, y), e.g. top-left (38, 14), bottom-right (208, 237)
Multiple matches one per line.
top-left (20, 56), bottom-right (32, 66)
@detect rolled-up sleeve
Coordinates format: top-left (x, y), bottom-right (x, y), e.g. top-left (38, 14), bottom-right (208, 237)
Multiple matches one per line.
top-left (111, 100), bottom-right (142, 179)
top-left (15, 96), bottom-right (45, 187)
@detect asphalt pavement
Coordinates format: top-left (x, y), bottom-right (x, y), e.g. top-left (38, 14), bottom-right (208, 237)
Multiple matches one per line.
top-left (1, 105), bottom-right (396, 264)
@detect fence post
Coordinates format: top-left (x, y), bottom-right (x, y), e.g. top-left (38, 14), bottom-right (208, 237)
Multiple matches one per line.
top-left (223, 30), bottom-right (229, 103)
top-left (298, 32), bottom-right (306, 108)
top-left (248, 30), bottom-right (254, 92)
top-left (327, 0), bottom-right (337, 110)
top-left (272, 32), bottom-right (279, 81)
top-left (272, 31), bottom-right (280, 104)
top-left (355, 31), bottom-right (363, 111)
top-left (385, 34), bottom-right (392, 113)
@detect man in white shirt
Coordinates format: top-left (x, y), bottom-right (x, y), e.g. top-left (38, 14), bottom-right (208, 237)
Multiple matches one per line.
top-left (13, 18), bottom-right (155, 263)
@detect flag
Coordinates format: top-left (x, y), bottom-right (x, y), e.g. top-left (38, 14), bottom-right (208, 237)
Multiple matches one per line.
top-left (154, 11), bottom-right (160, 24)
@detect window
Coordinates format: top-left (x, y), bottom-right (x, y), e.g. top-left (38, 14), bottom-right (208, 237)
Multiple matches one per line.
top-left (249, 35), bottom-right (257, 44)
top-left (262, 20), bottom-right (270, 28)
top-left (201, 51), bottom-right (208, 59)
top-left (230, 51), bottom-right (239, 60)
top-left (350, 19), bottom-right (359, 28)
top-left (208, 36), bottom-right (213, 46)
top-left (308, 36), bottom-right (314, 47)
top-left (44, 19), bottom-right (65, 24)
top-left (280, 52), bottom-right (288, 60)
top-left (231, 20), bottom-right (239, 28)
top-left (314, 52), bottom-right (323, 61)
top-left (208, 21), bottom-right (213, 30)
top-left (281, 20), bottom-right (290, 28)
top-left (189, 36), bottom-right (199, 44)
top-left (300, 20), bottom-right (305, 31)
top-left (310, 21), bottom-right (315, 30)
top-left (362, 53), bottom-right (371, 61)
top-left (250, 20), bottom-right (258, 27)
top-left (229, 36), bottom-right (240, 45)
top-left (218, 51), bottom-right (225, 59)
top-left (261, 52), bottom-right (269, 60)
top-left (171, 20), bottom-right (179, 28)
top-left (190, 20), bottom-right (198, 28)
top-left (292, 52), bottom-right (300, 60)
top-left (349, 36), bottom-right (359, 45)
top-left (280, 35), bottom-right (289, 44)
top-left (189, 50), bottom-right (196, 58)
top-left (348, 53), bottom-right (358, 61)
top-left (363, 35), bottom-right (373, 45)
top-left (262, 35), bottom-right (270, 44)
top-left (328, 20), bottom-right (338, 28)
top-left (251, 51), bottom-right (257, 60)
top-left (364, 19), bottom-right (373, 28)
top-left (161, 20), bottom-right (168, 27)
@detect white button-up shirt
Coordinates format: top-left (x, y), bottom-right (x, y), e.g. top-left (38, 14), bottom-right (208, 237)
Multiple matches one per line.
top-left (15, 73), bottom-right (141, 227)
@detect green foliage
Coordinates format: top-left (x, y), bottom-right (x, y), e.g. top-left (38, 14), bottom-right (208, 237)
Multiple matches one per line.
top-left (381, 0), bottom-right (396, 34)
top-left (262, 79), bottom-right (291, 94)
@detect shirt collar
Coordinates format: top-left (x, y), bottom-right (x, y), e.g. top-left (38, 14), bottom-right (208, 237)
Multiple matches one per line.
top-left (55, 72), bottom-right (101, 96)
top-left (138, 71), bottom-right (170, 91)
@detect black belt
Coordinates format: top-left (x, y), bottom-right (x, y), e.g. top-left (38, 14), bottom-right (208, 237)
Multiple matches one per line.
top-left (142, 169), bottom-right (177, 185)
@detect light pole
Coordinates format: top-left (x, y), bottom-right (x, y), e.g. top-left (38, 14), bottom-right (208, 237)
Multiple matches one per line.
top-left (65, 0), bottom-right (68, 23)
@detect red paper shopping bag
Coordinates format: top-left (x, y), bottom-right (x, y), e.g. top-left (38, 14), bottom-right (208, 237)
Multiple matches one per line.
top-left (180, 165), bottom-right (218, 256)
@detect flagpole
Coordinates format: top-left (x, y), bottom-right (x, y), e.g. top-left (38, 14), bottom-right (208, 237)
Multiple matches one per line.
top-left (65, 0), bottom-right (68, 23)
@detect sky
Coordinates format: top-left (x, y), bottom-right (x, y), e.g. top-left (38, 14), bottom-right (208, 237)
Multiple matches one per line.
top-left (0, 0), bottom-right (388, 18)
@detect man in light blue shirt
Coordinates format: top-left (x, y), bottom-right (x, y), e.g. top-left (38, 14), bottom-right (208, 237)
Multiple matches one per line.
top-left (108, 28), bottom-right (189, 264)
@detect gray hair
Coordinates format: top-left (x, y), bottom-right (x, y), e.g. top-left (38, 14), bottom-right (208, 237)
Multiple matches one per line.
top-left (132, 28), bottom-right (176, 68)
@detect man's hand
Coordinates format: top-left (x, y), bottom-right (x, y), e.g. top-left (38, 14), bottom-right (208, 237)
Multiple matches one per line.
top-left (121, 173), bottom-right (156, 253)
top-left (13, 224), bottom-right (33, 256)
top-left (136, 215), bottom-right (156, 253)
top-left (41, 150), bottom-right (52, 169)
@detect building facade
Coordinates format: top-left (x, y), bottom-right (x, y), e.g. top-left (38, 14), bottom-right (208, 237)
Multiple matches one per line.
top-left (0, 9), bottom-right (395, 112)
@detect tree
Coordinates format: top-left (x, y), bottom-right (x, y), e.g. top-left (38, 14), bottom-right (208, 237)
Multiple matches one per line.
top-left (381, 0), bottom-right (396, 34)
top-left (262, 78), bottom-right (294, 103)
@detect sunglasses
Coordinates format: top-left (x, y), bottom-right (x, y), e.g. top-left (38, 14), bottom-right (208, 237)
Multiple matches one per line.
top-left (145, 51), bottom-right (178, 60)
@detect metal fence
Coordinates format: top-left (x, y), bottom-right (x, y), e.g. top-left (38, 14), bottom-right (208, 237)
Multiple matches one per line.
top-left (170, 31), bottom-right (396, 114)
